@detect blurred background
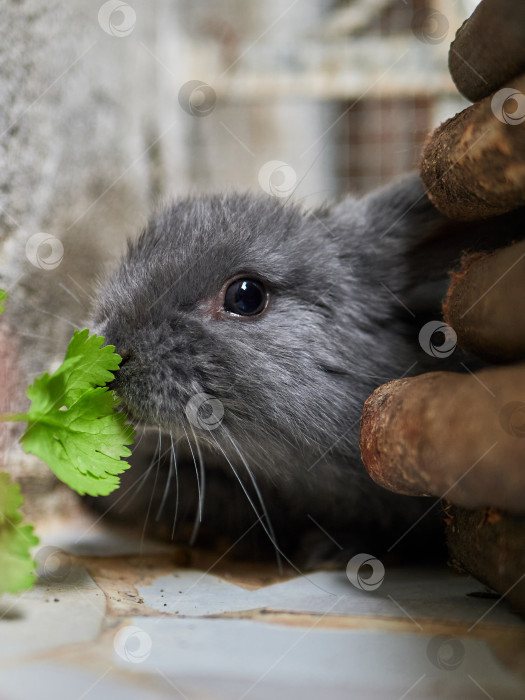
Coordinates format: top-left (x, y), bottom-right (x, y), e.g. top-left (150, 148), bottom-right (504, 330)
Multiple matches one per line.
top-left (0, 0), bottom-right (477, 504)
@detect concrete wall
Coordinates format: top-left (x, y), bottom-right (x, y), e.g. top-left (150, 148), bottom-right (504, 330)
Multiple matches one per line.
top-left (0, 0), bottom-right (332, 374)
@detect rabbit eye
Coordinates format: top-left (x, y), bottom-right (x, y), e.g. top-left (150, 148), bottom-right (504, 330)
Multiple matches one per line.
top-left (223, 278), bottom-right (268, 317)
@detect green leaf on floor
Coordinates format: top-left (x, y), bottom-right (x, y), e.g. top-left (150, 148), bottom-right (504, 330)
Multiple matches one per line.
top-left (0, 472), bottom-right (39, 595)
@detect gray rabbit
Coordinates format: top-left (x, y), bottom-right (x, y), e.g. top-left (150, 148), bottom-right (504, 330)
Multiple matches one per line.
top-left (88, 174), bottom-right (524, 568)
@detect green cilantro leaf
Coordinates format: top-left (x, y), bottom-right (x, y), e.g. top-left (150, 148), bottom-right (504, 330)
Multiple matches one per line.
top-left (9, 329), bottom-right (135, 497)
top-left (0, 472), bottom-right (39, 594)
top-left (0, 311), bottom-right (135, 594)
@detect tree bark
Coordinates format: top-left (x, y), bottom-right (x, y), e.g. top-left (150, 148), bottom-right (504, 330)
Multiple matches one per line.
top-left (420, 73), bottom-right (525, 220)
top-left (443, 240), bottom-right (525, 363)
top-left (448, 0), bottom-right (525, 102)
top-left (445, 504), bottom-right (525, 615)
top-left (360, 368), bottom-right (525, 513)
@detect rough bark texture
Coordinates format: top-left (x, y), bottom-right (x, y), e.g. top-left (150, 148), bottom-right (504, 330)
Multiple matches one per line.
top-left (420, 73), bottom-right (525, 220)
top-left (360, 367), bottom-right (525, 514)
top-left (449, 0), bottom-right (525, 103)
top-left (443, 241), bottom-right (525, 363)
top-left (445, 504), bottom-right (525, 615)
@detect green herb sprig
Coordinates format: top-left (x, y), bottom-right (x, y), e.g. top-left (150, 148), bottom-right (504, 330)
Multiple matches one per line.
top-left (0, 289), bottom-right (135, 593)
top-left (2, 329), bottom-right (135, 497)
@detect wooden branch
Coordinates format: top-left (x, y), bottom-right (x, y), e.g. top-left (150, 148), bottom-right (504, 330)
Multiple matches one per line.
top-left (359, 367), bottom-right (525, 513)
top-left (420, 73), bottom-right (525, 220)
top-left (445, 504), bottom-right (525, 615)
top-left (443, 240), bottom-right (525, 363)
top-left (449, 0), bottom-right (525, 102)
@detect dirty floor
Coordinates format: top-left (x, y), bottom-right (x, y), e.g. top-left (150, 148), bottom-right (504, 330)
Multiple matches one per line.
top-left (1, 513), bottom-right (524, 700)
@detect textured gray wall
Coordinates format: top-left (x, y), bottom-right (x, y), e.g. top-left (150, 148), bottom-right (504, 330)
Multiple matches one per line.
top-left (1, 1), bottom-right (150, 372)
top-left (0, 0), bottom-right (331, 376)
top-left (0, 1), bottom-right (151, 504)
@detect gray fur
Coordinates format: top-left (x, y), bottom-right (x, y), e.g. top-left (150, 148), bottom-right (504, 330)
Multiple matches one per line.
top-left (89, 174), bottom-right (523, 564)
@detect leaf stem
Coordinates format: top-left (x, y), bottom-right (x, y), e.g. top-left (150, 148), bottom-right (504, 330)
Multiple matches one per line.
top-left (0, 413), bottom-right (29, 423)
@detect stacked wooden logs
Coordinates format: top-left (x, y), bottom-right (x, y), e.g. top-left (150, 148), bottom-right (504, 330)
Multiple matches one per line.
top-left (360, 0), bottom-right (525, 613)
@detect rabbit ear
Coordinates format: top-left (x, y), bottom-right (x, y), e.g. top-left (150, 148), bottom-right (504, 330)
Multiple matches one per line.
top-left (358, 173), bottom-right (525, 291)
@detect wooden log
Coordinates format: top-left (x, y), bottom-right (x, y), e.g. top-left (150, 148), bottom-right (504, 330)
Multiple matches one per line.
top-left (359, 366), bottom-right (525, 514)
top-left (445, 504), bottom-right (525, 615)
top-left (443, 240), bottom-right (525, 363)
top-left (420, 73), bottom-right (525, 221)
top-left (449, 0), bottom-right (525, 103)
